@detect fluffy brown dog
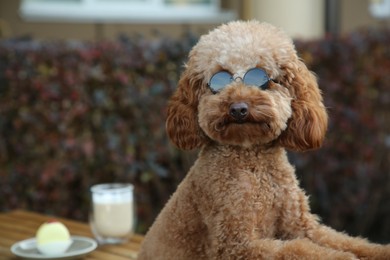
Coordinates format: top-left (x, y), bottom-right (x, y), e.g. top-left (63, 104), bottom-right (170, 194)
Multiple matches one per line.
top-left (137, 21), bottom-right (390, 259)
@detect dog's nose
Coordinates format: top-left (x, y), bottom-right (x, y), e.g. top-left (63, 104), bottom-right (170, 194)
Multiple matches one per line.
top-left (229, 102), bottom-right (249, 121)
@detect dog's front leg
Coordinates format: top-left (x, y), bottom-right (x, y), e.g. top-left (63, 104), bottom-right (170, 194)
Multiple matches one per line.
top-left (206, 215), bottom-right (358, 259)
top-left (278, 188), bottom-right (390, 259)
top-left (202, 173), bottom-right (356, 259)
top-left (308, 225), bottom-right (390, 260)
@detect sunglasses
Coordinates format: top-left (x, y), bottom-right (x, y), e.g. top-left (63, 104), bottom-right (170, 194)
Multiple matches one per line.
top-left (208, 68), bottom-right (275, 94)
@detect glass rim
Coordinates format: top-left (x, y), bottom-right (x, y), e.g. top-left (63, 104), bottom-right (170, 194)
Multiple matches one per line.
top-left (90, 183), bottom-right (134, 194)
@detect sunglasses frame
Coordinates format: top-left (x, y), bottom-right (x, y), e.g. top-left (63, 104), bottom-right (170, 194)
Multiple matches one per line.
top-left (208, 68), bottom-right (276, 94)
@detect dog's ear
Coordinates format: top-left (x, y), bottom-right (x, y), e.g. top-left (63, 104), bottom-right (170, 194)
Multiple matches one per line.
top-left (166, 68), bottom-right (206, 150)
top-left (278, 60), bottom-right (328, 152)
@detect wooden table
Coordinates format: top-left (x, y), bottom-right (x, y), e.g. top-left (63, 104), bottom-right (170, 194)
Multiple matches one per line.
top-left (0, 210), bottom-right (143, 259)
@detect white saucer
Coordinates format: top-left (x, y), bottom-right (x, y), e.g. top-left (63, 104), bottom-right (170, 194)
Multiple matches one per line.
top-left (11, 236), bottom-right (98, 260)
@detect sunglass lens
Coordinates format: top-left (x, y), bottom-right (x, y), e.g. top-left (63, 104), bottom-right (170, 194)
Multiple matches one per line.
top-left (209, 71), bottom-right (232, 93)
top-left (244, 68), bottom-right (270, 89)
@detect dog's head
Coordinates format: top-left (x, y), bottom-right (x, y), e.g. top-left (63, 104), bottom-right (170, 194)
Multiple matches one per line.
top-left (166, 21), bottom-right (328, 152)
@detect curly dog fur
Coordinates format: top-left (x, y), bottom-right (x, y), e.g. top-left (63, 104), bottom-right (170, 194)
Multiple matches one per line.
top-left (138, 21), bottom-right (390, 259)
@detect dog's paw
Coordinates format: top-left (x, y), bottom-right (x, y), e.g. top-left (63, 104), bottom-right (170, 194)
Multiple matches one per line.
top-left (353, 244), bottom-right (390, 260)
top-left (369, 244), bottom-right (390, 260)
top-left (327, 251), bottom-right (358, 260)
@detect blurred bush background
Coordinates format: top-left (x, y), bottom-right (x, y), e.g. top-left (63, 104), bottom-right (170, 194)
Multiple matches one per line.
top-left (0, 27), bottom-right (389, 243)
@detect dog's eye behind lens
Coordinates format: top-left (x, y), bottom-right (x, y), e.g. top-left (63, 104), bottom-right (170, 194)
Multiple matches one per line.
top-left (209, 71), bottom-right (232, 93)
top-left (243, 68), bottom-right (270, 90)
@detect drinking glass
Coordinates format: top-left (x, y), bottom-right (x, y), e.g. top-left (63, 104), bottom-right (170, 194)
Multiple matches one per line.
top-left (89, 183), bottom-right (135, 244)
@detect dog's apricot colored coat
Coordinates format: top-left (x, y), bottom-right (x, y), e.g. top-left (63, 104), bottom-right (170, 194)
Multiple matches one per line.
top-left (138, 21), bottom-right (390, 259)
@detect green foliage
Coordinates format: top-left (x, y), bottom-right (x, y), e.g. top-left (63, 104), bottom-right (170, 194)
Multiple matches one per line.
top-left (0, 34), bottom-right (198, 233)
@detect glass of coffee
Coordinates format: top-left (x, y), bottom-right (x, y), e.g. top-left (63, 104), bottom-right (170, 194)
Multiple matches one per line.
top-left (89, 183), bottom-right (135, 244)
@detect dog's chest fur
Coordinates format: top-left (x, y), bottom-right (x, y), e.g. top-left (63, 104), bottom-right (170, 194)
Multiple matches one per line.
top-left (188, 144), bottom-right (298, 238)
top-left (139, 144), bottom-right (302, 259)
